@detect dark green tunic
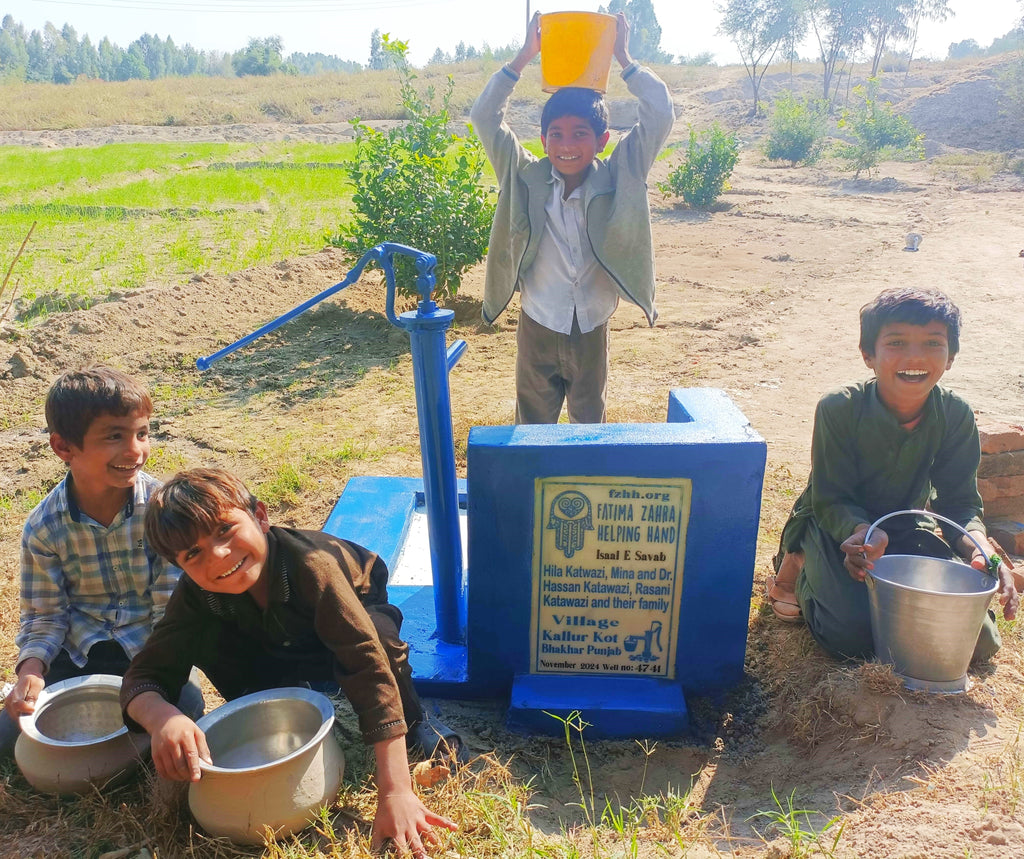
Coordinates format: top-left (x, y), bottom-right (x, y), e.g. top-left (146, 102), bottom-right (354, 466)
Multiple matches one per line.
top-left (781, 380), bottom-right (998, 660)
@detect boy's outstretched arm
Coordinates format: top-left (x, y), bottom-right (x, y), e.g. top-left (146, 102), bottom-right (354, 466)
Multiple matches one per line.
top-left (613, 11), bottom-right (632, 68)
top-left (508, 10), bottom-right (541, 75)
top-left (372, 734), bottom-right (457, 857)
top-left (127, 690), bottom-right (211, 781)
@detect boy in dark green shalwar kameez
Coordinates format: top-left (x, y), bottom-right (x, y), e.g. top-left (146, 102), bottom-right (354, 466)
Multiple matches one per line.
top-left (766, 287), bottom-right (1018, 660)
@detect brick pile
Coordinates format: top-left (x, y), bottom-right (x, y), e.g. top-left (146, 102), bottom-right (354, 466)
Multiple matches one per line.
top-left (978, 422), bottom-right (1024, 555)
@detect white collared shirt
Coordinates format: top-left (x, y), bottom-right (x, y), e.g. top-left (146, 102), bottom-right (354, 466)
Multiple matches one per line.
top-left (520, 166), bottom-right (619, 334)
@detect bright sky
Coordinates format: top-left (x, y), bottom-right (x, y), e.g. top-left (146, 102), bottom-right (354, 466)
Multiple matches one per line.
top-left (9, 0), bottom-right (1023, 67)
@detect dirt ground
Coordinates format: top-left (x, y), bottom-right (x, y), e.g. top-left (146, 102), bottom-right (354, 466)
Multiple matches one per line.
top-left (2, 57), bottom-right (1024, 857)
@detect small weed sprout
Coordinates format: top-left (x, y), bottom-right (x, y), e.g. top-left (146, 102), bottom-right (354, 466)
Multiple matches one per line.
top-left (658, 124), bottom-right (740, 210)
top-left (749, 784), bottom-right (845, 858)
top-left (1, 222), bottom-right (36, 324)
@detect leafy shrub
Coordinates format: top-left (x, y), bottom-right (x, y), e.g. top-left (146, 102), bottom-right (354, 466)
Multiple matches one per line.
top-left (658, 124), bottom-right (740, 209)
top-left (833, 78), bottom-right (924, 178)
top-left (331, 36), bottom-right (493, 299)
top-left (764, 93), bottom-right (828, 167)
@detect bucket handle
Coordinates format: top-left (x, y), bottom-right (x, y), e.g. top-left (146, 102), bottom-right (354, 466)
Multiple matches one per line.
top-left (864, 509), bottom-right (997, 578)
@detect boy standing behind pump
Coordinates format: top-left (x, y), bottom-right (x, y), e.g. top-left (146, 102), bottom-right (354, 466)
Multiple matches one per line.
top-left (471, 12), bottom-right (674, 424)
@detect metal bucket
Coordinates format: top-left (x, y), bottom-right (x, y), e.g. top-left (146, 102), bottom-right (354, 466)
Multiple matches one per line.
top-left (188, 687), bottom-right (345, 844)
top-left (865, 510), bottom-right (998, 693)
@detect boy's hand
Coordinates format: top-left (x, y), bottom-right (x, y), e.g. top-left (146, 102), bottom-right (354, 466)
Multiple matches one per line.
top-left (4, 660), bottom-right (45, 720)
top-left (614, 11), bottom-right (633, 68)
top-left (372, 789), bottom-right (457, 858)
top-left (372, 734), bottom-right (457, 857)
top-left (841, 524), bottom-right (888, 581)
top-left (151, 713), bottom-right (211, 781)
top-left (127, 690), bottom-right (211, 781)
top-left (509, 11), bottom-right (542, 75)
top-left (967, 539), bottom-right (1019, 621)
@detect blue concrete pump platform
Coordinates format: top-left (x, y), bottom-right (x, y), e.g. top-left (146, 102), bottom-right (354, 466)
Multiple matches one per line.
top-left (323, 388), bottom-right (766, 738)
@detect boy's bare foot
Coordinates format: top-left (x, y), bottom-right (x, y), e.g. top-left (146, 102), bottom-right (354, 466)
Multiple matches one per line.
top-left (765, 551), bottom-right (804, 623)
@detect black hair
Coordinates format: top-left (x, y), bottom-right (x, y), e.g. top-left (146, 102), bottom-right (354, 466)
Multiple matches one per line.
top-left (45, 366), bottom-right (153, 448)
top-left (145, 467), bottom-right (259, 564)
top-left (541, 87), bottom-right (609, 138)
top-left (859, 287), bottom-right (962, 357)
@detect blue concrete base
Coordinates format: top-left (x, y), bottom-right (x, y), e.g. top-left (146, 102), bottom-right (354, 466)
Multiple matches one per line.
top-left (508, 674), bottom-right (688, 738)
top-left (323, 475), bottom-right (470, 696)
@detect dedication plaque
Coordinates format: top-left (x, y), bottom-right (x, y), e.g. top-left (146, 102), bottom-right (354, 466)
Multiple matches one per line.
top-left (530, 476), bottom-right (691, 679)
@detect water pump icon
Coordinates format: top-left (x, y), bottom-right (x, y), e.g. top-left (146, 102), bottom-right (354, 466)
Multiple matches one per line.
top-left (624, 620), bottom-right (663, 663)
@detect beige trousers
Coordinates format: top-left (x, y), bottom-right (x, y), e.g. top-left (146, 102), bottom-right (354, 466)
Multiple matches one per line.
top-left (515, 310), bottom-right (609, 424)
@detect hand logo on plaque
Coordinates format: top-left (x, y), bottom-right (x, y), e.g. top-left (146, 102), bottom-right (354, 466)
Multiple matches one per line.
top-left (547, 490), bottom-right (594, 559)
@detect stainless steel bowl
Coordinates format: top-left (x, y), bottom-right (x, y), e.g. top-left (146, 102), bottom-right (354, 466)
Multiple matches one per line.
top-left (189, 687), bottom-right (345, 844)
top-left (197, 686), bottom-right (334, 772)
top-left (25, 677), bottom-right (126, 745)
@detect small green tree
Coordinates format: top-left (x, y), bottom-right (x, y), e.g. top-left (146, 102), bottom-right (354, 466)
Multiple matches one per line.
top-left (232, 36), bottom-right (284, 76)
top-left (764, 92), bottom-right (829, 166)
top-left (331, 36), bottom-right (494, 299)
top-left (834, 78), bottom-right (924, 177)
top-left (658, 124), bottom-right (740, 209)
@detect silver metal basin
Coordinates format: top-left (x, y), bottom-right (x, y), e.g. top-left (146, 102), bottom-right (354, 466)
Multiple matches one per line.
top-left (16, 674), bottom-right (150, 794)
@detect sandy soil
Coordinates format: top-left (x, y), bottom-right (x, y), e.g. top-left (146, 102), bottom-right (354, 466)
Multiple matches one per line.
top-left (2, 57), bottom-right (1024, 857)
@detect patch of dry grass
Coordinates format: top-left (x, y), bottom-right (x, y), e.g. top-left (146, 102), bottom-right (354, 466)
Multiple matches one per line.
top-left (0, 59), bottom-right (724, 134)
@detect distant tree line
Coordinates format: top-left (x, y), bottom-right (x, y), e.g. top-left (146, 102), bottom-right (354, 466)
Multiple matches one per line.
top-left (3, 2), bottom-right (1022, 87)
top-left (0, 15), bottom-right (360, 83)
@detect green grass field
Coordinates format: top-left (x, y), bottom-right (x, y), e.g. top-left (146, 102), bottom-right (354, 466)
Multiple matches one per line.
top-left (0, 137), bottom-right (526, 322)
top-left (0, 141), bottom-right (363, 319)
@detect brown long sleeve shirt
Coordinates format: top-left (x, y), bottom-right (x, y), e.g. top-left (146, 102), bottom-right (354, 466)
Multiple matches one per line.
top-left (120, 526), bottom-right (407, 745)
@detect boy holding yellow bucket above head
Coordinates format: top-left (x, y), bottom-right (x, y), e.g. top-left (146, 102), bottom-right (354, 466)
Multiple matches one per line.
top-left (470, 11), bottom-right (674, 424)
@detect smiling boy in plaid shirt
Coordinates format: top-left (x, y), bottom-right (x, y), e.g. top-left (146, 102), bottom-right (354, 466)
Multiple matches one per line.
top-left (1, 367), bottom-right (200, 755)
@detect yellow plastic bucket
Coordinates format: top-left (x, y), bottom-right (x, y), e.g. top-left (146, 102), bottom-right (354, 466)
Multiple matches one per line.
top-left (540, 12), bottom-right (617, 94)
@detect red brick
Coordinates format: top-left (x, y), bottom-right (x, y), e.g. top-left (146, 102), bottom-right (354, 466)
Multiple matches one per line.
top-left (983, 496), bottom-right (1024, 520)
top-left (978, 423), bottom-right (1024, 455)
top-left (987, 519), bottom-right (1024, 556)
top-left (978, 450), bottom-right (1024, 479)
top-left (978, 474), bottom-right (1024, 500)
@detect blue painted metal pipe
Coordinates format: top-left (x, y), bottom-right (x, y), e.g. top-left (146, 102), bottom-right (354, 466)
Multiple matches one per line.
top-left (402, 306), bottom-right (465, 644)
top-left (196, 243), bottom-right (466, 644)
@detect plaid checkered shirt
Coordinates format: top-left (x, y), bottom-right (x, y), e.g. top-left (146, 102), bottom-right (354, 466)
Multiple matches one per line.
top-left (16, 471), bottom-right (181, 671)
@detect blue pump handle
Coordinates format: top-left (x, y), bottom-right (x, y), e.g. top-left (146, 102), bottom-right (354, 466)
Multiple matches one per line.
top-left (196, 243), bottom-right (438, 370)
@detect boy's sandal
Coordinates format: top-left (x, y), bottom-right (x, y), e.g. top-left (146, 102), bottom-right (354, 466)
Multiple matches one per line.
top-left (765, 575), bottom-right (802, 623)
top-left (408, 716), bottom-right (470, 768)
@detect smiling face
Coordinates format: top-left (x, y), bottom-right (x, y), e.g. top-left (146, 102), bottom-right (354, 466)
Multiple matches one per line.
top-left (175, 502), bottom-right (271, 596)
top-left (52, 409), bottom-right (151, 497)
top-left (542, 115), bottom-right (610, 184)
top-left (862, 321), bottom-right (954, 421)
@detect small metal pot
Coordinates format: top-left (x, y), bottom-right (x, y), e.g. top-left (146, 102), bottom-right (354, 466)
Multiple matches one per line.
top-left (15, 674), bottom-right (150, 795)
top-left (188, 687), bottom-right (345, 844)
